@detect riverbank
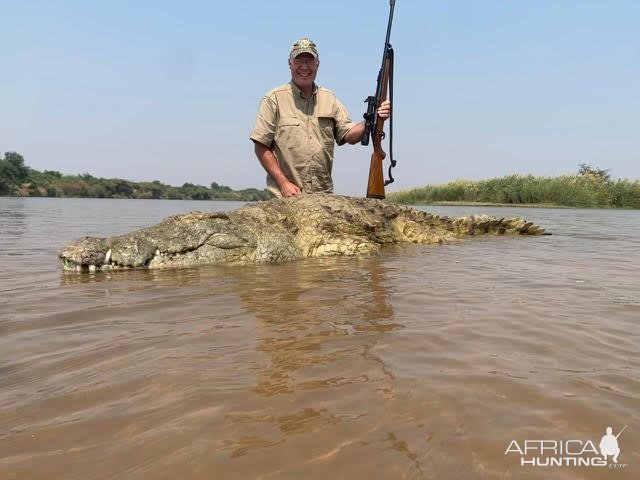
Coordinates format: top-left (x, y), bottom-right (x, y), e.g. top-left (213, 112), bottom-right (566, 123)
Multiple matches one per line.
top-left (0, 152), bottom-right (270, 201)
top-left (422, 201), bottom-right (568, 208)
top-left (388, 168), bottom-right (640, 209)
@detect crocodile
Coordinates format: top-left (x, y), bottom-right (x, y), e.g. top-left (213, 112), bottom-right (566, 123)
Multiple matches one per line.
top-left (59, 193), bottom-right (546, 271)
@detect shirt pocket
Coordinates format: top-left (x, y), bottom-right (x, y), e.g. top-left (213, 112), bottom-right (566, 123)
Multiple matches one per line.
top-left (317, 117), bottom-right (335, 147)
top-left (276, 117), bottom-right (302, 150)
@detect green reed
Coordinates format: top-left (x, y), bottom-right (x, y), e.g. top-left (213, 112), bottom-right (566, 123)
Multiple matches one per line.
top-left (388, 174), bottom-right (640, 208)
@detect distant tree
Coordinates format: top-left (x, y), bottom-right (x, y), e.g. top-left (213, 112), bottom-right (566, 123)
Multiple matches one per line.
top-left (1, 152), bottom-right (29, 184)
top-left (149, 184), bottom-right (163, 199)
top-left (114, 180), bottom-right (134, 197)
top-left (0, 152), bottom-right (30, 194)
top-left (0, 155), bottom-right (7, 194)
top-left (211, 181), bottom-right (232, 193)
top-left (578, 163), bottom-right (611, 183)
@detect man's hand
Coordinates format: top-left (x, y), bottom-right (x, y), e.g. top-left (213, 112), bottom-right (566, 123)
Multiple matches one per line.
top-left (254, 141), bottom-right (302, 197)
top-left (343, 100), bottom-right (392, 145)
top-left (279, 179), bottom-right (302, 197)
top-left (377, 100), bottom-right (391, 119)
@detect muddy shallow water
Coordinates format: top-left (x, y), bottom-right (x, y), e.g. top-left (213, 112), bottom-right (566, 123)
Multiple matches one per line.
top-left (1, 197), bottom-right (638, 479)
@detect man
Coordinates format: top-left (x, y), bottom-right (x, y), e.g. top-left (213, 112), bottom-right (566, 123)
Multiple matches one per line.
top-left (250, 38), bottom-right (390, 197)
top-left (599, 426), bottom-right (621, 463)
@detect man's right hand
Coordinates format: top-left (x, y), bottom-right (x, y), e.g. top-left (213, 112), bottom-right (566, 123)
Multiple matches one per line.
top-left (279, 180), bottom-right (302, 197)
top-left (253, 141), bottom-right (302, 198)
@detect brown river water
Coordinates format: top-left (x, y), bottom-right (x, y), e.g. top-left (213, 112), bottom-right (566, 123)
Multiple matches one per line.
top-left (0, 197), bottom-right (638, 479)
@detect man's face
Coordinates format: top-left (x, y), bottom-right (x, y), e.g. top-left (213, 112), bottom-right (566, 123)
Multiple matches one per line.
top-left (289, 53), bottom-right (318, 90)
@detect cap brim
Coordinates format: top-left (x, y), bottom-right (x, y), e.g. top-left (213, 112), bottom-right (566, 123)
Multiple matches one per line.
top-left (290, 48), bottom-right (318, 59)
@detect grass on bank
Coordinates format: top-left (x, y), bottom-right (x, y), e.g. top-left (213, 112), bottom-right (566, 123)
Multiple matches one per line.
top-left (388, 167), bottom-right (640, 209)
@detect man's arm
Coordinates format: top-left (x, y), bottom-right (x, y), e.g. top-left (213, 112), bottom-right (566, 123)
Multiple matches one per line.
top-left (342, 121), bottom-right (365, 145)
top-left (253, 141), bottom-right (301, 197)
top-left (250, 93), bottom-right (302, 197)
top-left (341, 100), bottom-right (391, 145)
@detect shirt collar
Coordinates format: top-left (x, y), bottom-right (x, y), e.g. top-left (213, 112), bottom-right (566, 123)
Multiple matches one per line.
top-left (290, 80), bottom-right (318, 98)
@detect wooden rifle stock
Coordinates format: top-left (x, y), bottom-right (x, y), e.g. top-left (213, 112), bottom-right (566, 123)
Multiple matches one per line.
top-left (364, 0), bottom-right (396, 199)
top-left (366, 150), bottom-right (386, 198)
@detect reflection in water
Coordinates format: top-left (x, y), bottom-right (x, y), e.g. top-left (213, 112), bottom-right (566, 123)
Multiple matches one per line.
top-left (53, 253), bottom-right (418, 473)
top-left (60, 264), bottom-right (206, 287)
top-left (245, 258), bottom-right (396, 391)
top-left (225, 256), bottom-right (405, 462)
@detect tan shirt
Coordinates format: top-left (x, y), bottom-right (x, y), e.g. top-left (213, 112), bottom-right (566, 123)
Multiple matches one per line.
top-left (250, 81), bottom-right (356, 196)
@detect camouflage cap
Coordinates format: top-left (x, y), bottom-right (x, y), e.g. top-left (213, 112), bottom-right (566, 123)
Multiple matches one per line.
top-left (289, 38), bottom-right (319, 60)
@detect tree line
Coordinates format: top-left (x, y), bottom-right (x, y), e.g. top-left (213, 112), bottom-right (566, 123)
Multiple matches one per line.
top-left (0, 152), bottom-right (271, 201)
top-left (4, 152), bottom-right (638, 207)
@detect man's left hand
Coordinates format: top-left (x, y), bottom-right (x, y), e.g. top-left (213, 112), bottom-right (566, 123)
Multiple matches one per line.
top-left (377, 100), bottom-right (391, 119)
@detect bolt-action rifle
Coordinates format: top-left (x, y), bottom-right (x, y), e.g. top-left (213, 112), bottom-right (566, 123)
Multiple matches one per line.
top-left (362, 0), bottom-right (397, 199)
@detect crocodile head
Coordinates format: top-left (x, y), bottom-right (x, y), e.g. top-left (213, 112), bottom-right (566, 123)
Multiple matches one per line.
top-left (59, 211), bottom-right (269, 271)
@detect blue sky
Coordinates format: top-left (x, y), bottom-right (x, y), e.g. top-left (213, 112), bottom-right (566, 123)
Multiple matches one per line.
top-left (2, 0), bottom-right (639, 195)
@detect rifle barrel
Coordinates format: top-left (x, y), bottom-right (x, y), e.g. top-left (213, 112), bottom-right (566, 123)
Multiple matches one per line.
top-left (383, 1), bottom-right (395, 61)
top-left (373, 1), bottom-right (395, 116)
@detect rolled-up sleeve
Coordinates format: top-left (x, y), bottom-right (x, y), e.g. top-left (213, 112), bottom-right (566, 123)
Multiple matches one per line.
top-left (334, 100), bottom-right (356, 146)
top-left (249, 96), bottom-right (277, 147)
